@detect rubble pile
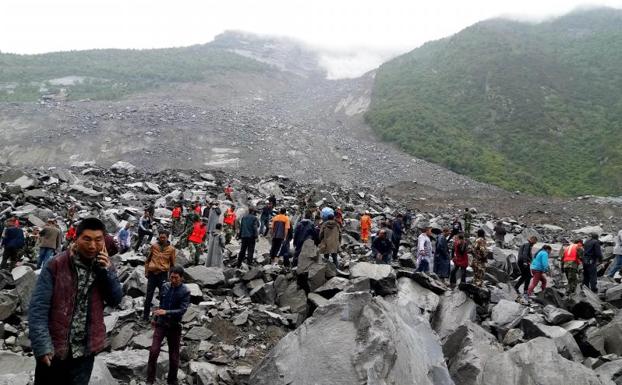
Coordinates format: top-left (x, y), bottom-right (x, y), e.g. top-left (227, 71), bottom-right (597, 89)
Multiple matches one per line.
top-left (0, 164), bottom-right (620, 385)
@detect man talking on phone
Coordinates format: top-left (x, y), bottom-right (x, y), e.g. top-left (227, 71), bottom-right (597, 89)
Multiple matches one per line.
top-left (29, 217), bottom-right (123, 385)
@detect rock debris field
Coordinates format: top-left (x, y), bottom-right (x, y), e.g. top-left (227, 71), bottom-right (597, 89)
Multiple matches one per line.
top-left (0, 163), bottom-right (621, 385)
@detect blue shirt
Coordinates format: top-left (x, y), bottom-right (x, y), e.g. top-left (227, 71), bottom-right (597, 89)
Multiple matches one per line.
top-left (530, 249), bottom-right (549, 272)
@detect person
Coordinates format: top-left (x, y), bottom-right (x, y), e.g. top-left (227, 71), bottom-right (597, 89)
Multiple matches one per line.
top-left (64, 222), bottom-right (77, 250)
top-left (450, 234), bottom-right (469, 288)
top-left (319, 214), bottom-right (341, 266)
top-left (463, 208), bottom-right (473, 236)
top-left (193, 201), bottom-right (202, 216)
top-left (223, 205), bottom-right (237, 245)
top-left (471, 229), bottom-right (488, 287)
top-left (360, 211), bottom-right (372, 243)
top-left (134, 211), bottom-right (153, 252)
top-left (224, 184), bottom-right (234, 200)
top-left (562, 240), bottom-right (583, 295)
top-left (23, 227), bottom-right (40, 262)
top-left (29, 217), bottom-right (122, 385)
top-left (403, 210), bottom-right (413, 232)
top-left (178, 205), bottom-right (199, 249)
top-left (237, 207), bottom-right (260, 267)
top-left (270, 208), bottom-right (290, 265)
top-left (1, 217), bottom-right (25, 270)
top-left (434, 228), bottom-right (451, 280)
top-left (416, 225), bottom-right (433, 272)
top-left (188, 219), bottom-right (208, 265)
top-left (582, 233), bottom-right (603, 292)
top-left (259, 202), bottom-right (273, 236)
top-left (608, 229), bottom-right (622, 278)
top-left (206, 201), bottom-right (221, 233)
top-left (391, 215), bottom-right (403, 261)
top-left (514, 236), bottom-right (537, 295)
top-left (292, 210), bottom-right (318, 267)
top-left (117, 222), bottom-right (132, 254)
top-left (206, 223), bottom-right (226, 268)
top-left (371, 229), bottom-right (393, 264)
top-left (171, 203), bottom-right (182, 236)
top-left (448, 217), bottom-right (462, 241)
top-left (527, 245), bottom-right (552, 297)
top-left (146, 266), bottom-right (190, 385)
top-left (493, 221), bottom-right (507, 248)
top-left (335, 207), bottom-right (344, 227)
top-left (143, 230), bottom-right (176, 322)
top-left (37, 217), bottom-right (62, 269)
top-left (268, 194), bottom-right (277, 208)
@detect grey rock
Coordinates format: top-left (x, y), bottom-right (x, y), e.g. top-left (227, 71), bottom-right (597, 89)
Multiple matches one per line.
top-left (122, 266), bottom-right (147, 297)
top-left (242, 267), bottom-right (263, 281)
top-left (250, 291), bottom-right (453, 385)
top-left (350, 262), bottom-right (397, 296)
top-left (520, 317), bottom-right (583, 361)
top-left (600, 319), bottom-right (622, 356)
top-left (399, 253), bottom-right (416, 268)
top-left (543, 305), bottom-right (574, 325)
top-left (0, 293), bottom-right (18, 321)
top-left (594, 359), bottom-right (622, 385)
top-left (308, 293), bottom-right (329, 308)
top-left (111, 323), bottom-right (134, 350)
top-left (0, 350), bottom-right (35, 375)
top-left (409, 272), bottom-right (447, 295)
top-left (101, 350), bottom-right (168, 382)
top-left (89, 357), bottom-right (119, 385)
top-left (502, 328), bottom-right (524, 347)
top-left (185, 283), bottom-right (203, 301)
top-left (396, 277), bottom-right (440, 321)
top-left (491, 299), bottom-right (527, 329)
top-left (568, 287), bottom-right (605, 319)
top-left (606, 285), bottom-right (622, 308)
top-left (185, 326), bottom-right (214, 341)
top-left (432, 290), bottom-right (477, 340)
top-left (185, 266), bottom-right (226, 287)
top-left (314, 277), bottom-right (351, 299)
top-left (307, 263), bottom-right (327, 292)
top-left (250, 281), bottom-right (276, 305)
top-left (12, 266), bottom-right (36, 312)
top-left (131, 330), bottom-right (153, 349)
top-left (68, 184), bottom-right (104, 198)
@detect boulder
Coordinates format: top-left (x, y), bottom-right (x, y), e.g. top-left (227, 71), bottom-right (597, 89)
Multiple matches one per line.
top-left (578, 327), bottom-right (607, 357)
top-left (101, 350), bottom-right (168, 382)
top-left (594, 359), bottom-right (622, 385)
top-left (442, 321), bottom-right (503, 385)
top-left (600, 319), bottom-right (622, 356)
top-left (0, 351), bottom-right (35, 377)
top-left (350, 262), bottom-right (397, 296)
top-left (184, 266), bottom-right (226, 287)
top-left (481, 337), bottom-right (607, 385)
top-left (432, 290), bottom-right (477, 340)
top-left (89, 357), bottom-right (119, 385)
top-left (543, 305), bottom-right (574, 325)
top-left (605, 285), bottom-right (622, 308)
top-left (399, 253), bottom-right (416, 268)
top-left (276, 282), bottom-right (308, 324)
top-left (0, 293), bottom-right (18, 321)
top-left (409, 272), bottom-right (447, 295)
top-left (111, 323), bottom-right (135, 350)
top-left (314, 277), bottom-right (351, 299)
top-left (396, 277), bottom-right (440, 321)
top-left (307, 263), bottom-right (327, 292)
top-left (573, 226), bottom-right (604, 235)
top-left (250, 292), bottom-right (453, 385)
top-left (122, 266), bottom-right (147, 297)
top-left (12, 266), bottom-right (36, 312)
top-left (185, 326), bottom-right (214, 341)
top-left (491, 300), bottom-right (527, 329)
top-left (458, 283), bottom-right (491, 305)
top-left (520, 317), bottom-right (583, 361)
top-left (568, 287), bottom-right (604, 319)
top-left (250, 282), bottom-right (276, 305)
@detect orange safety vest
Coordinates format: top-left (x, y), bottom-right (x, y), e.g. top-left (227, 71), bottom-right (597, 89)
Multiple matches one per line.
top-left (172, 207), bottom-right (182, 219)
top-left (223, 208), bottom-right (236, 226)
top-left (188, 222), bottom-right (207, 244)
top-left (562, 244), bottom-right (582, 264)
top-left (360, 215), bottom-right (371, 230)
top-left (225, 186), bottom-right (233, 196)
top-left (193, 205), bottom-right (202, 214)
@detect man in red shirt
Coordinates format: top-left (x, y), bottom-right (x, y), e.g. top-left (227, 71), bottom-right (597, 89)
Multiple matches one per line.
top-left (223, 205), bottom-right (237, 244)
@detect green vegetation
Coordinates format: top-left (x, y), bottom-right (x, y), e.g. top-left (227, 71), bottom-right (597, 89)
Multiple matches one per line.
top-left (366, 8), bottom-right (622, 196)
top-left (0, 45), bottom-right (269, 101)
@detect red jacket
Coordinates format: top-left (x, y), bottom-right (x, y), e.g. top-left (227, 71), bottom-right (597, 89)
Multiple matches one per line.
top-left (188, 222), bottom-right (207, 244)
top-left (223, 208), bottom-right (236, 226)
top-left (453, 241), bottom-right (469, 267)
top-left (562, 244), bottom-right (582, 264)
top-left (172, 207), bottom-right (182, 219)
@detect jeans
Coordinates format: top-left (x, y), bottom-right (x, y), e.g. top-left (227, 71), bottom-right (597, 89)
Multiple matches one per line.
top-left (583, 263), bottom-right (598, 292)
top-left (416, 259), bottom-right (430, 273)
top-left (147, 324), bottom-right (181, 384)
top-left (514, 263), bottom-right (532, 294)
top-left (143, 271), bottom-right (168, 320)
top-left (449, 265), bottom-right (467, 286)
top-left (37, 247), bottom-right (56, 269)
top-left (528, 270), bottom-right (547, 296)
top-left (237, 238), bottom-right (256, 267)
top-left (608, 255), bottom-right (622, 278)
top-left (35, 354), bottom-right (94, 385)
top-left (324, 253), bottom-right (338, 266)
top-left (372, 252), bottom-right (391, 264)
top-left (259, 219), bottom-right (269, 236)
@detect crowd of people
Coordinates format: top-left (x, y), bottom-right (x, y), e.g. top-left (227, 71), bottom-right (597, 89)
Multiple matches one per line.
top-left (1, 182), bottom-right (621, 385)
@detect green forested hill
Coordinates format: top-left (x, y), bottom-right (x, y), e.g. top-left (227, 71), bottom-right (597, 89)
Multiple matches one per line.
top-left (0, 44), bottom-right (269, 101)
top-left (366, 8), bottom-right (622, 196)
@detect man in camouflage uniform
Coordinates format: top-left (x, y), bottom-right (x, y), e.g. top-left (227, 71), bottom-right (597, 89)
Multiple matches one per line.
top-left (463, 208), bottom-right (473, 236)
top-left (562, 240), bottom-right (583, 295)
top-left (471, 229), bottom-right (488, 287)
top-left (177, 204), bottom-right (199, 249)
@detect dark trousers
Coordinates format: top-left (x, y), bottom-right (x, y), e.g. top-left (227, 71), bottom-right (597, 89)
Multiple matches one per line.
top-left (237, 237), bottom-right (256, 266)
top-left (37, 247), bottom-right (56, 269)
top-left (135, 229), bottom-right (152, 251)
top-left (450, 265), bottom-right (467, 286)
top-left (514, 263), bottom-right (532, 294)
top-left (324, 253), bottom-right (338, 266)
top-left (35, 354), bottom-right (94, 385)
top-left (416, 259), bottom-right (430, 272)
top-left (270, 238), bottom-right (284, 258)
top-left (1, 247), bottom-right (19, 270)
top-left (143, 272), bottom-right (168, 320)
top-left (147, 324), bottom-right (181, 384)
top-left (583, 263), bottom-right (598, 292)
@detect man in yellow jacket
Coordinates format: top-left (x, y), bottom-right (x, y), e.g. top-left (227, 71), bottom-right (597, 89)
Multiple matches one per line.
top-left (143, 230), bottom-right (176, 322)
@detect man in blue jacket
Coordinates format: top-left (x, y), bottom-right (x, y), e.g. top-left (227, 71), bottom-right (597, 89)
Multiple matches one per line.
top-left (292, 210), bottom-right (318, 267)
top-left (236, 207), bottom-right (260, 267)
top-left (28, 217), bottom-right (122, 385)
top-left (146, 265), bottom-right (190, 385)
top-left (1, 217), bottom-right (25, 270)
top-left (582, 233), bottom-right (603, 292)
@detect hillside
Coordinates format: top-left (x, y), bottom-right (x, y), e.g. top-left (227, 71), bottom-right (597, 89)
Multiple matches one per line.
top-left (366, 8), bottom-right (622, 196)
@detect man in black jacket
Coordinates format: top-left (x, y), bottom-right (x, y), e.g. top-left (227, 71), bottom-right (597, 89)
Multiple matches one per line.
top-left (514, 236), bottom-right (537, 296)
top-left (582, 233), bottom-right (603, 293)
top-left (236, 207), bottom-right (260, 267)
top-left (146, 265), bottom-right (190, 385)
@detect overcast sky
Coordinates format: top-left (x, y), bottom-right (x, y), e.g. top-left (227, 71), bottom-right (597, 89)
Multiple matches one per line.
top-left (2, 0), bottom-right (622, 78)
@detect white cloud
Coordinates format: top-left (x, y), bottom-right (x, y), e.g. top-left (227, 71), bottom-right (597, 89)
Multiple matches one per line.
top-left (1, 0), bottom-right (621, 77)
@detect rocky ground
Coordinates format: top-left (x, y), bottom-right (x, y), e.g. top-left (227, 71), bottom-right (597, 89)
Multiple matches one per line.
top-left (0, 165), bottom-right (621, 384)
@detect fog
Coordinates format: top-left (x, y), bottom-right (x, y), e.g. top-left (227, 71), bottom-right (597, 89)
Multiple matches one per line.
top-left (1, 0), bottom-right (622, 78)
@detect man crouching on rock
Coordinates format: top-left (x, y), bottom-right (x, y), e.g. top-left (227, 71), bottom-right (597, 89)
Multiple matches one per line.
top-left (147, 265), bottom-right (190, 385)
top-left (29, 217), bottom-right (123, 385)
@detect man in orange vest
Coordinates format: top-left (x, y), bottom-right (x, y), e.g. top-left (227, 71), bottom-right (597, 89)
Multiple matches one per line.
top-left (171, 202), bottom-right (182, 236)
top-left (360, 210), bottom-right (372, 243)
top-left (562, 239), bottom-right (583, 295)
top-left (187, 219), bottom-right (207, 265)
top-left (223, 205), bottom-right (237, 244)
top-left (270, 208), bottom-right (290, 265)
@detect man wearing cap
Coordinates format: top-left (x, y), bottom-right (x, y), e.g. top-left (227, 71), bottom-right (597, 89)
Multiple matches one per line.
top-left (37, 217), bottom-right (62, 269)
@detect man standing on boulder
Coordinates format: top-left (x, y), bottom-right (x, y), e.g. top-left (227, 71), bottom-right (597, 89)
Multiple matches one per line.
top-left (463, 208), bottom-right (473, 236)
top-left (292, 210), bottom-right (318, 267)
top-left (29, 218), bottom-right (122, 384)
top-left (416, 225), bottom-right (433, 273)
top-left (582, 233), bottom-right (603, 292)
top-left (1, 217), bottom-right (24, 271)
top-left (134, 210), bottom-right (153, 252)
top-left (360, 210), bottom-right (372, 244)
top-left (562, 239), bottom-right (583, 295)
top-left (188, 218), bottom-right (208, 265)
top-left (493, 221), bottom-right (507, 248)
top-left (434, 228), bottom-right (451, 280)
top-left (514, 236), bottom-right (537, 297)
top-left (471, 229), bottom-right (488, 287)
top-left (608, 229), bottom-right (622, 278)
top-left (319, 213), bottom-right (341, 266)
top-left (270, 208), bottom-right (290, 265)
top-left (146, 266), bottom-right (190, 385)
top-left (37, 217), bottom-right (62, 269)
top-left (143, 230), bottom-right (176, 322)
top-left (237, 207), bottom-right (260, 267)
